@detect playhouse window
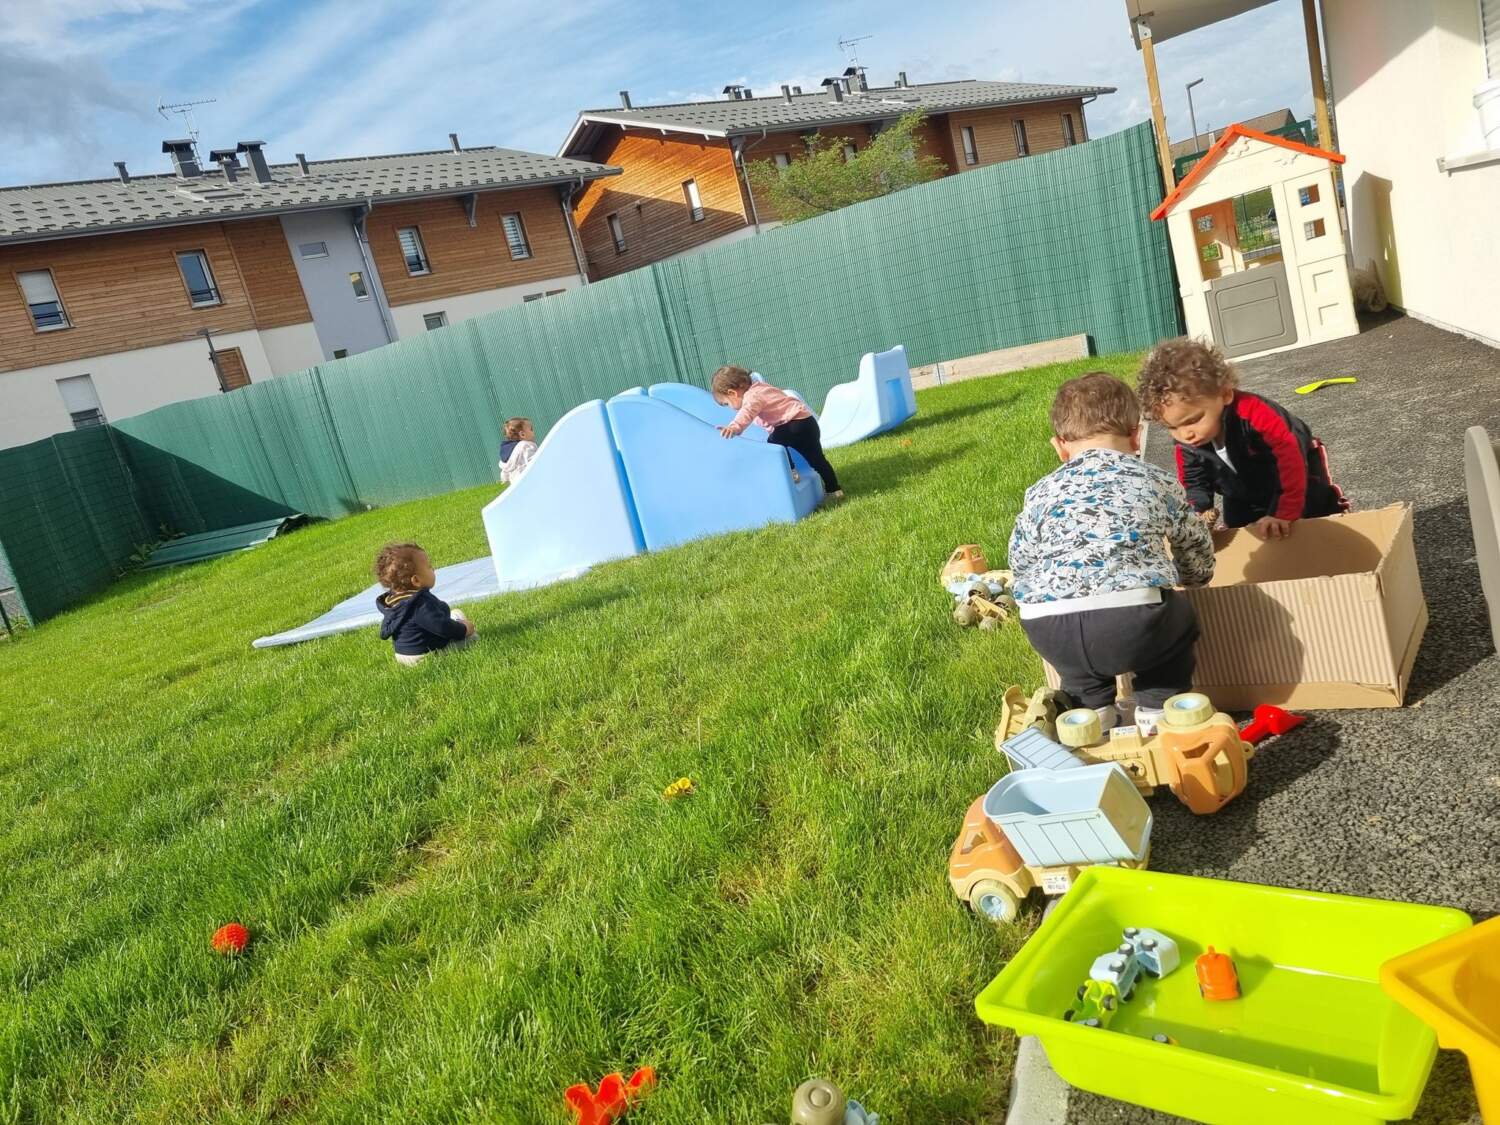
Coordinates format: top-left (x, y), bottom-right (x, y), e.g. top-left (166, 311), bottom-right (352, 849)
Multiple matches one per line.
top-left (1303, 218), bottom-right (1327, 240)
top-left (1298, 184), bottom-right (1320, 206)
top-left (1188, 188), bottom-right (1283, 283)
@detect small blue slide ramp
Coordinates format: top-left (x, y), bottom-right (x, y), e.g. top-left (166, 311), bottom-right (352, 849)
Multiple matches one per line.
top-left (646, 383), bottom-right (767, 442)
top-left (818, 344), bottom-right (918, 449)
top-left (607, 394), bottom-right (822, 551)
top-left (482, 399), bottom-right (644, 585)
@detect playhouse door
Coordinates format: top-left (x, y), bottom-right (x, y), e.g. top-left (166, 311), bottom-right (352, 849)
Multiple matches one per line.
top-left (1205, 261), bottom-right (1298, 358)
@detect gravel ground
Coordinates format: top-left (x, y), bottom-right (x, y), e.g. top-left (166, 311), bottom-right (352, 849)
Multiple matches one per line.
top-left (1065, 315), bottom-right (1499, 1125)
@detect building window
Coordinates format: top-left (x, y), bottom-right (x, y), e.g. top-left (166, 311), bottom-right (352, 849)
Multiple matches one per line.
top-left (1298, 184), bottom-right (1320, 206)
top-left (773, 152), bottom-right (791, 171)
top-left (842, 142), bottom-right (857, 162)
top-left (961, 126), bottom-right (979, 165)
top-left (349, 271), bottom-right (369, 299)
top-left (502, 212), bottom-right (532, 259)
top-left (397, 227), bottom-right (431, 275)
top-left (1013, 119), bottom-right (1030, 157)
top-left (682, 179), bottom-right (704, 222)
top-left (522, 292), bottom-right (544, 302)
top-left (1303, 218), bottom-right (1327, 240)
top-left (17, 269), bottom-right (69, 331)
top-left (298, 241), bottom-right (329, 259)
top-left (56, 374), bottom-right (104, 429)
top-left (1062, 113), bottom-right (1077, 146)
top-left (608, 212), bottom-right (626, 253)
top-left (332, 348), bottom-right (349, 359)
top-left (423, 311), bottom-right (448, 330)
top-left (176, 250), bottom-right (222, 307)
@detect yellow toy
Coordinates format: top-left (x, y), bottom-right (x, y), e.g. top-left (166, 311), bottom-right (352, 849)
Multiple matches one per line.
top-left (662, 777), bottom-right (694, 799)
top-left (996, 687), bottom-right (1255, 815)
top-left (1294, 376), bottom-right (1357, 395)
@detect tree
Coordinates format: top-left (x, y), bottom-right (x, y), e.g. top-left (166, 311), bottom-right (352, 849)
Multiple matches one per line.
top-left (745, 111), bottom-right (946, 225)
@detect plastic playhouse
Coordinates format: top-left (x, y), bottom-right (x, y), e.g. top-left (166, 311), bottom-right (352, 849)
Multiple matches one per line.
top-left (1152, 124), bottom-right (1358, 361)
top-left (996, 688), bottom-right (1255, 815)
top-left (975, 866), bottom-right (1472, 1125)
top-left (1380, 914), bottom-right (1500, 1122)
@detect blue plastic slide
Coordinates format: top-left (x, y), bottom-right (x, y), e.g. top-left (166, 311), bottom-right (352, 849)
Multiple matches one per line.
top-left (609, 394), bottom-right (822, 550)
top-left (817, 344), bottom-right (918, 449)
top-left (482, 399), bottom-right (645, 587)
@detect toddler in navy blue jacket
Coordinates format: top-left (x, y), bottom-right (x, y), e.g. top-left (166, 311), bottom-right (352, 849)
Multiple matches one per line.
top-left (374, 542), bottom-right (475, 666)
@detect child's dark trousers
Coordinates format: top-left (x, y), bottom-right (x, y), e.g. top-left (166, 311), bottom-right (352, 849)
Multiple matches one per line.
top-left (1020, 590), bottom-right (1199, 710)
top-left (768, 416), bottom-right (841, 493)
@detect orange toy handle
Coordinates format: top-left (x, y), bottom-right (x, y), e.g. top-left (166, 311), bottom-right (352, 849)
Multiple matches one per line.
top-left (1172, 734), bottom-right (1248, 814)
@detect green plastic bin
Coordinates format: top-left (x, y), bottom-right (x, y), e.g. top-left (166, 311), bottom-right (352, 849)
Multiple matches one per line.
top-left (975, 867), bottom-right (1471, 1125)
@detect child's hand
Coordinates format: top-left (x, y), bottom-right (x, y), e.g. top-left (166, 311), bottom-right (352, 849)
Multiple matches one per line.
top-left (1250, 516), bottom-right (1293, 540)
top-left (1198, 508), bottom-right (1219, 529)
top-left (717, 425), bottom-right (735, 439)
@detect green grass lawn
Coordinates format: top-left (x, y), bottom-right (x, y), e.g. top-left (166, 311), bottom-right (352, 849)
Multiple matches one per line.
top-left (0, 353), bottom-right (1138, 1123)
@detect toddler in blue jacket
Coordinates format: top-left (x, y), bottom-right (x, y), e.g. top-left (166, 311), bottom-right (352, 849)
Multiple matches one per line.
top-left (374, 542), bottom-right (475, 666)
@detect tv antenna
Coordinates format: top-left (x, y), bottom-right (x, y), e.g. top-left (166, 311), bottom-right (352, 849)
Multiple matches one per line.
top-left (157, 97), bottom-right (217, 161)
top-left (838, 34), bottom-right (873, 67)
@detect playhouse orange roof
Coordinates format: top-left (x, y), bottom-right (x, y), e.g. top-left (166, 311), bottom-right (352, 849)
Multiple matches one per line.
top-left (1150, 123), bottom-right (1344, 221)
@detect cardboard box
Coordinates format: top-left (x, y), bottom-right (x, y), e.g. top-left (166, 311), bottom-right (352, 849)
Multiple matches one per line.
top-left (1044, 505), bottom-right (1428, 710)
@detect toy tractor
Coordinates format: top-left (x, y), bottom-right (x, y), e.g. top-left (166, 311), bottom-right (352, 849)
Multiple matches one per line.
top-left (996, 687), bottom-right (1256, 815)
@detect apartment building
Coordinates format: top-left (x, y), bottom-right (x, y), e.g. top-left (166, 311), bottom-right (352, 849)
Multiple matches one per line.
top-left (0, 137), bottom-right (618, 449)
top-left (560, 70), bottom-right (1115, 280)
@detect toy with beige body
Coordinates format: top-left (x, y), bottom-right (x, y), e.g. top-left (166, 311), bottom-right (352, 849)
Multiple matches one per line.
top-left (996, 687), bottom-right (1256, 815)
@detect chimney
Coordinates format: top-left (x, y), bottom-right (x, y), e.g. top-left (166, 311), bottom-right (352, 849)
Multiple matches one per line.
top-left (722, 84), bottom-right (744, 100)
top-left (619, 90), bottom-right (632, 108)
top-left (744, 87), bottom-right (753, 98)
top-left (792, 85), bottom-right (802, 95)
top-left (235, 140), bottom-right (272, 183)
top-left (821, 77), bottom-right (844, 103)
top-left (295, 152), bottom-right (310, 175)
top-left (449, 132), bottom-right (461, 152)
top-left (897, 70), bottom-right (909, 88)
top-left (209, 148), bottom-right (241, 183)
top-left (113, 161), bottom-right (130, 184)
top-left (162, 139), bottom-right (201, 178)
top-left (781, 84), bottom-right (793, 104)
top-left (844, 65), bottom-right (868, 92)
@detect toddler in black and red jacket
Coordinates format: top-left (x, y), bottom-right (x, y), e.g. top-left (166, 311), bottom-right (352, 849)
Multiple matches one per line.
top-left (1137, 338), bottom-right (1348, 540)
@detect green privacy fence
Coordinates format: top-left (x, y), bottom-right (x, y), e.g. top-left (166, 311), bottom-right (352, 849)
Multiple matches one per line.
top-left (0, 122), bottom-right (1178, 624)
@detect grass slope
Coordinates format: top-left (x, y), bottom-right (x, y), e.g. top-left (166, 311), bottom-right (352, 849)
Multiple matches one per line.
top-left (0, 354), bottom-right (1136, 1123)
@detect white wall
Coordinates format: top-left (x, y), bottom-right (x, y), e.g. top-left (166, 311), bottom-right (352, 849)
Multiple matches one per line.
top-left (258, 322), bottom-right (324, 375)
top-left (387, 273), bottom-right (585, 338)
top-left (1325, 0), bottom-right (1500, 346)
top-left (0, 328), bottom-right (280, 450)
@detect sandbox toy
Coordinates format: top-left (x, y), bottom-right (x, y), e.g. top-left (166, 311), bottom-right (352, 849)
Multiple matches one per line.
top-left (949, 763), bottom-right (1151, 924)
top-left (1380, 914), bottom-right (1500, 1122)
top-left (938, 545), bottom-right (1015, 629)
top-left (975, 866), bottom-right (1472, 1125)
top-left (997, 688), bottom-right (1255, 815)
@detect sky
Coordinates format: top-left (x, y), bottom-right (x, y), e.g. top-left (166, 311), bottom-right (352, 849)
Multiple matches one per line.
top-left (0, 0), bottom-right (1317, 187)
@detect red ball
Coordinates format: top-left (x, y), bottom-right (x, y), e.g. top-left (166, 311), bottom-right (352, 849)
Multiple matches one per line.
top-left (211, 923), bottom-right (249, 954)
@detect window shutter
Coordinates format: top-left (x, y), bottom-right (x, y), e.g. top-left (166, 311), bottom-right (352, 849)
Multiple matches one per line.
top-left (19, 271), bottom-right (58, 304)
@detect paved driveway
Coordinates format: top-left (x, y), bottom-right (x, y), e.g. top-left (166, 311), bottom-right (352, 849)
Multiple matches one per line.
top-left (1068, 315), bottom-right (1498, 1125)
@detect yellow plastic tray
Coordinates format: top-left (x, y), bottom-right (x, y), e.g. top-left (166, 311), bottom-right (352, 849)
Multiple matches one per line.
top-left (1380, 914), bottom-right (1500, 1122)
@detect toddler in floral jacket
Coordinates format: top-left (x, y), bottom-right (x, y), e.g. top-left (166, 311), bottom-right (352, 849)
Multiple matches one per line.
top-left (1008, 373), bottom-right (1215, 734)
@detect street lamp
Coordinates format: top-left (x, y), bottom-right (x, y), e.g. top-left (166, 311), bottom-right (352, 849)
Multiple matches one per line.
top-left (1186, 78), bottom-right (1205, 152)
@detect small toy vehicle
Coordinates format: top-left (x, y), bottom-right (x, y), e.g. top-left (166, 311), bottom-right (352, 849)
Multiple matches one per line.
top-left (1064, 979), bottom-right (1120, 1027)
top-left (1196, 946), bottom-right (1240, 1001)
top-left (947, 570), bottom-right (1015, 629)
top-left (1090, 942), bottom-right (1144, 1001)
top-left (1123, 926), bottom-right (1180, 977)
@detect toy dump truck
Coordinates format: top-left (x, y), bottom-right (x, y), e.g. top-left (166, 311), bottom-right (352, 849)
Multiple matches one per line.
top-left (949, 762), bottom-right (1152, 925)
top-left (939, 545), bottom-right (1016, 629)
top-left (996, 687), bottom-right (1255, 815)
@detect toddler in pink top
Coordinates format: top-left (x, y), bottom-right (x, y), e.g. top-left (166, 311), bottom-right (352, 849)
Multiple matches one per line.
top-left (712, 365), bottom-right (844, 500)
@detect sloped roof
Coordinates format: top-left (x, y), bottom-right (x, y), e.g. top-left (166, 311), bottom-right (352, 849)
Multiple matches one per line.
top-left (0, 146), bottom-right (619, 246)
top-left (1151, 124), bottom-right (1344, 221)
top-left (1168, 108), bottom-right (1297, 158)
top-left (560, 79), bottom-right (1115, 157)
